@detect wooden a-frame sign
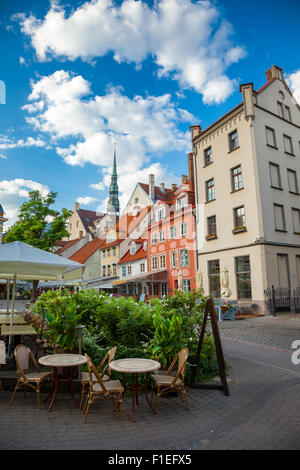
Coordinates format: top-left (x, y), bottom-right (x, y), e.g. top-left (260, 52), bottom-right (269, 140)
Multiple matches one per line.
top-left (189, 297), bottom-right (229, 396)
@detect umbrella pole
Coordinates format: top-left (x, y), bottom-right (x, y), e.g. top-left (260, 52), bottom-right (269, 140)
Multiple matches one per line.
top-left (8, 275), bottom-right (17, 355)
top-left (6, 280), bottom-right (10, 314)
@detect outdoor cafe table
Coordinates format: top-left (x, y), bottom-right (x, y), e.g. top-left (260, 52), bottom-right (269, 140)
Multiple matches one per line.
top-left (109, 358), bottom-right (161, 422)
top-left (38, 354), bottom-right (87, 412)
top-left (1, 325), bottom-right (37, 336)
top-left (0, 315), bottom-right (26, 325)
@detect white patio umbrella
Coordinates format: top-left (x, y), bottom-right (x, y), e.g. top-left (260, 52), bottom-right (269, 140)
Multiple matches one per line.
top-left (177, 270), bottom-right (183, 291)
top-left (0, 241), bottom-right (85, 329)
top-left (196, 269), bottom-right (203, 290)
top-left (221, 266), bottom-right (232, 298)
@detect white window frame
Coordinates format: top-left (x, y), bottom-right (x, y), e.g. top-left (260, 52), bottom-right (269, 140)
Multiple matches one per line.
top-left (159, 254), bottom-right (166, 269)
top-left (151, 256), bottom-right (158, 271)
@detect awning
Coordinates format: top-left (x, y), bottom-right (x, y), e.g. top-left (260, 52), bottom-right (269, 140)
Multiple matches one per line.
top-left (112, 270), bottom-right (168, 285)
top-left (88, 281), bottom-right (113, 290)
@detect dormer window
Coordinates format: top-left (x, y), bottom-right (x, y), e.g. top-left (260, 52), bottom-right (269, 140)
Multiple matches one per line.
top-left (176, 196), bottom-right (187, 210)
top-left (130, 243), bottom-right (136, 255)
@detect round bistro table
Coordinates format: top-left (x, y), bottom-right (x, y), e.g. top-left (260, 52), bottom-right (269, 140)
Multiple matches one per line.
top-left (109, 358), bottom-right (160, 422)
top-left (38, 354), bottom-right (86, 412)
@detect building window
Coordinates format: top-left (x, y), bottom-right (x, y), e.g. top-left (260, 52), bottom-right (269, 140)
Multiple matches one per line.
top-left (287, 169), bottom-right (299, 194)
top-left (180, 249), bottom-right (189, 267)
top-left (266, 127), bottom-right (277, 148)
top-left (151, 233), bottom-right (157, 245)
top-left (134, 197), bottom-right (139, 204)
top-left (180, 222), bottom-right (187, 236)
top-left (206, 178), bottom-right (215, 202)
top-left (228, 130), bottom-right (239, 151)
top-left (292, 208), bottom-right (300, 234)
top-left (204, 147), bottom-right (213, 166)
top-left (112, 247), bottom-right (116, 257)
top-left (159, 230), bottom-right (165, 242)
top-left (207, 215), bottom-right (216, 235)
top-left (285, 105), bottom-right (291, 122)
top-left (102, 266), bottom-right (106, 277)
top-left (156, 206), bottom-right (165, 221)
top-left (236, 256), bottom-right (252, 299)
top-left (130, 243), bottom-right (136, 255)
top-left (122, 265), bottom-right (126, 277)
top-left (208, 260), bottom-right (220, 298)
top-left (151, 256), bottom-right (158, 271)
top-left (277, 101), bottom-right (284, 118)
top-left (159, 254), bottom-right (166, 269)
top-left (176, 196), bottom-right (187, 210)
top-left (102, 250), bottom-right (106, 259)
top-left (283, 135), bottom-right (294, 155)
top-left (170, 250), bottom-right (177, 268)
top-left (183, 279), bottom-right (191, 293)
top-left (127, 266), bottom-right (132, 275)
top-left (233, 206), bottom-right (246, 229)
top-left (231, 165), bottom-right (243, 191)
top-left (107, 248), bottom-right (111, 257)
top-left (269, 163), bottom-right (282, 189)
top-left (161, 282), bottom-right (167, 297)
top-left (107, 265), bottom-right (111, 276)
top-left (153, 284), bottom-right (159, 296)
top-left (140, 263), bottom-right (145, 272)
top-left (274, 204), bottom-right (286, 231)
top-left (170, 225), bottom-right (176, 239)
top-left (112, 264), bottom-right (117, 276)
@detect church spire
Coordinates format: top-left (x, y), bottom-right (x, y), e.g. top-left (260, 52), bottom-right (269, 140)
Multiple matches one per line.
top-left (107, 143), bottom-right (120, 215)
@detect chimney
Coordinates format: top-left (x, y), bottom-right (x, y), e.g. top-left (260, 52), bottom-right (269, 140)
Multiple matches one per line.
top-left (160, 183), bottom-right (165, 192)
top-left (74, 202), bottom-right (79, 211)
top-left (149, 174), bottom-right (155, 200)
top-left (171, 184), bottom-right (177, 191)
top-left (188, 153), bottom-right (195, 192)
top-left (190, 125), bottom-right (202, 141)
top-left (79, 230), bottom-right (83, 239)
top-left (239, 83), bottom-right (255, 119)
top-left (181, 175), bottom-right (188, 185)
top-left (265, 65), bottom-right (284, 82)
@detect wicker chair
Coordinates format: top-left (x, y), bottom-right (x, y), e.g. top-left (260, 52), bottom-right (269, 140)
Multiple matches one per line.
top-left (83, 354), bottom-right (124, 423)
top-left (150, 347), bottom-right (190, 412)
top-left (9, 344), bottom-right (53, 409)
top-left (79, 346), bottom-right (116, 410)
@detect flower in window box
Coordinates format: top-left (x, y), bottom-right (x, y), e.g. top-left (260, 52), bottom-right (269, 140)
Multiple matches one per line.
top-left (232, 225), bottom-right (247, 233)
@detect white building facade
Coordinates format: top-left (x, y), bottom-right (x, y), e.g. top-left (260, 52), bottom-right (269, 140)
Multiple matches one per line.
top-left (191, 65), bottom-right (300, 313)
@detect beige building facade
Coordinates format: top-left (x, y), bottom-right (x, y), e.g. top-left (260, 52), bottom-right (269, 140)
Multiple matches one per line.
top-left (191, 65), bottom-right (300, 313)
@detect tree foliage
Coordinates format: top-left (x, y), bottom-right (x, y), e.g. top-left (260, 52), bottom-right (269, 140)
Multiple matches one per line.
top-left (4, 190), bottom-right (71, 251)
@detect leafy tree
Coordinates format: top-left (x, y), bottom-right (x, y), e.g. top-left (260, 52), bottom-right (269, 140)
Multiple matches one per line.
top-left (4, 190), bottom-right (71, 301)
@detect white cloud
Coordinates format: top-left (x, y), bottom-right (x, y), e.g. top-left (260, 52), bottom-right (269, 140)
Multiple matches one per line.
top-left (0, 154), bottom-right (7, 159)
top-left (18, 0), bottom-right (246, 103)
top-left (0, 179), bottom-right (50, 229)
top-left (0, 135), bottom-right (47, 150)
top-left (76, 196), bottom-right (99, 205)
top-left (23, 70), bottom-right (191, 211)
top-left (286, 70), bottom-right (300, 105)
top-left (90, 182), bottom-right (105, 191)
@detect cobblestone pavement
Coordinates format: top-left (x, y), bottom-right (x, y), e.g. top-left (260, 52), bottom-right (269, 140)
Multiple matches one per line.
top-left (219, 313), bottom-right (300, 350)
top-left (1, 313), bottom-right (300, 450)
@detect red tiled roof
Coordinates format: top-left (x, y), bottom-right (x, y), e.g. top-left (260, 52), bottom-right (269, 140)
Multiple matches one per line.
top-left (69, 238), bottom-right (105, 264)
top-left (100, 238), bottom-right (125, 250)
top-left (118, 245), bottom-right (146, 264)
top-left (139, 183), bottom-right (176, 202)
top-left (55, 238), bottom-right (80, 254)
top-left (54, 240), bottom-right (68, 247)
top-left (255, 77), bottom-right (276, 94)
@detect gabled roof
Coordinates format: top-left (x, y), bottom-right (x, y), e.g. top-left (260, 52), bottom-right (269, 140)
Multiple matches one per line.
top-left (55, 238), bottom-right (80, 255)
top-left (118, 245), bottom-right (146, 264)
top-left (69, 237), bottom-right (105, 264)
top-left (138, 183), bottom-right (176, 202)
top-left (77, 209), bottom-right (105, 234)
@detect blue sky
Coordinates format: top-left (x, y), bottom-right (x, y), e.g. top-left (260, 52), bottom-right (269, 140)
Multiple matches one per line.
top-left (0, 0), bottom-right (299, 227)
